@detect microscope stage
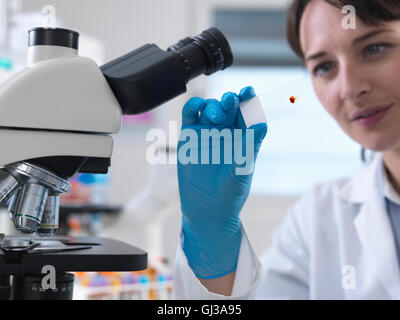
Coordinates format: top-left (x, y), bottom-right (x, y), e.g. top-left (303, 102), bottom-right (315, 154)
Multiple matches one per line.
top-left (0, 236), bottom-right (148, 275)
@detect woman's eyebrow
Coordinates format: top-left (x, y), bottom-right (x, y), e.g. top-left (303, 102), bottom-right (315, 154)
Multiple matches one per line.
top-left (306, 52), bottom-right (327, 61)
top-left (305, 29), bottom-right (395, 61)
top-left (352, 29), bottom-right (394, 45)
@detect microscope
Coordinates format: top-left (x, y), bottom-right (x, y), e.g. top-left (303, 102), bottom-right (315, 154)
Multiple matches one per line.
top-left (0, 27), bottom-right (233, 299)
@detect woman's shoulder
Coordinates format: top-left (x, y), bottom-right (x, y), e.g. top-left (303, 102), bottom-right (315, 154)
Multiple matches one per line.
top-left (282, 155), bottom-right (381, 236)
top-left (284, 177), bottom-right (356, 245)
top-left (299, 154), bottom-right (380, 210)
top-left (293, 176), bottom-right (352, 211)
top-left (306, 176), bottom-right (351, 202)
top-left (279, 157), bottom-right (381, 249)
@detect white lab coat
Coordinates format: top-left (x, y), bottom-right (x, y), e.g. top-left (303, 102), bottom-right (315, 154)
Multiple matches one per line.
top-left (173, 153), bottom-right (400, 299)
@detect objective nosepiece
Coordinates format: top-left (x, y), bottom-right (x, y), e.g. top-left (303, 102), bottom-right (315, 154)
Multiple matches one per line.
top-left (37, 195), bottom-right (60, 238)
top-left (13, 183), bottom-right (49, 234)
top-left (0, 169), bottom-right (21, 205)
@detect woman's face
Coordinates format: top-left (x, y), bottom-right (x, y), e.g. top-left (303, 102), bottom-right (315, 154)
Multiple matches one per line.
top-left (300, 0), bottom-right (400, 152)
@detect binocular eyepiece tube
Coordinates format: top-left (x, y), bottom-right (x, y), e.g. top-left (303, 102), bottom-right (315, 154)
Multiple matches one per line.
top-left (101, 27), bottom-right (234, 115)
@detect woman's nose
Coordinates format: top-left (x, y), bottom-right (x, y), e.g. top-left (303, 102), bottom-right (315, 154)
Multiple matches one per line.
top-left (339, 63), bottom-right (372, 102)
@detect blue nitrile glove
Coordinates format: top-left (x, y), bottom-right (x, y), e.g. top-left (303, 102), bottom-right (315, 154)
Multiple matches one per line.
top-left (178, 86), bottom-right (268, 279)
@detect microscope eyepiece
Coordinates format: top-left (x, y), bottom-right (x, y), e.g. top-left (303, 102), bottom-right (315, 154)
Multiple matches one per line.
top-left (168, 27), bottom-right (234, 81)
top-left (101, 27), bottom-right (234, 115)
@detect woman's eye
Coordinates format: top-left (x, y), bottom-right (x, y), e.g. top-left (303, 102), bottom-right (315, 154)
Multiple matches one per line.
top-left (313, 62), bottom-right (335, 76)
top-left (365, 43), bottom-right (389, 57)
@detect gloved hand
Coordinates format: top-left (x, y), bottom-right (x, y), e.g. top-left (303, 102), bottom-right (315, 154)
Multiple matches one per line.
top-left (178, 86), bottom-right (268, 279)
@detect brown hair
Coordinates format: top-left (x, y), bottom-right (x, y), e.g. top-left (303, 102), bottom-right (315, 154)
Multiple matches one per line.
top-left (287, 0), bottom-right (400, 59)
top-left (287, 1), bottom-right (400, 164)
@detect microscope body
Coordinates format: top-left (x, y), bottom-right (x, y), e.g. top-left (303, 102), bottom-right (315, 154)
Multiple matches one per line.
top-left (0, 29), bottom-right (122, 236)
top-left (0, 26), bottom-right (233, 238)
top-left (0, 25), bottom-right (233, 300)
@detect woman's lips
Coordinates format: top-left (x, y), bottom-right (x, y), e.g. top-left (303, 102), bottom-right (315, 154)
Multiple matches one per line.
top-left (352, 104), bottom-right (394, 127)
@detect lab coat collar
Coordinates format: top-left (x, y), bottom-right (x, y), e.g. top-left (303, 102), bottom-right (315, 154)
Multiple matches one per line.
top-left (382, 165), bottom-right (400, 205)
top-left (340, 153), bottom-right (400, 298)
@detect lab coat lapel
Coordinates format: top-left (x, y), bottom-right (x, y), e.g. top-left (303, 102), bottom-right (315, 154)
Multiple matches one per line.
top-left (352, 155), bottom-right (400, 298)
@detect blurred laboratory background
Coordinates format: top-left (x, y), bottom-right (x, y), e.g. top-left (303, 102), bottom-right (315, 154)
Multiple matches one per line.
top-left (0, 0), bottom-right (363, 299)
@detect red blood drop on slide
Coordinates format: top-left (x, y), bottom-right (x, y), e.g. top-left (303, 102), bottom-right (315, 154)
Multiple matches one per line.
top-left (290, 96), bottom-right (296, 104)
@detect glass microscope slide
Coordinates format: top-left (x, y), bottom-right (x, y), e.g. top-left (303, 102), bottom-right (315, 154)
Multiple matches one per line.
top-left (239, 74), bottom-right (324, 127)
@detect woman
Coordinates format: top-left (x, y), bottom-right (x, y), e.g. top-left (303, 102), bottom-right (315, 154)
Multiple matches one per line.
top-left (173, 0), bottom-right (400, 299)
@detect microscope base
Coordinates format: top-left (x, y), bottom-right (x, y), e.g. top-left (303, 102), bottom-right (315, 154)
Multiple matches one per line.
top-left (11, 272), bottom-right (74, 300)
